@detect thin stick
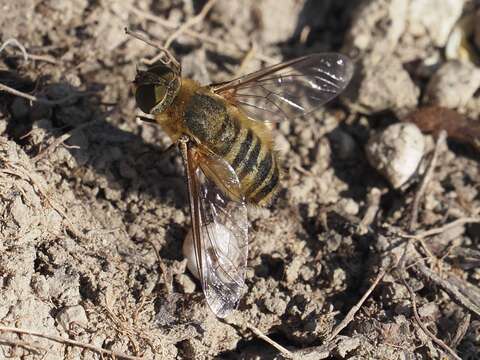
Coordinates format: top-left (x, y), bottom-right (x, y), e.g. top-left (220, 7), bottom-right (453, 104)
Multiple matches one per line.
top-left (450, 313), bottom-right (470, 349)
top-left (0, 336), bottom-right (45, 355)
top-left (401, 277), bottom-right (462, 360)
top-left (0, 326), bottom-right (144, 360)
top-left (164, 0), bottom-right (218, 49)
top-left (246, 323), bottom-right (294, 359)
top-left (414, 217), bottom-right (480, 239)
top-left (409, 130), bottom-right (447, 230)
top-left (0, 38), bottom-right (28, 62)
top-left (358, 187), bottom-right (382, 234)
top-left (126, 5), bottom-right (179, 29)
top-left (416, 264), bottom-right (480, 317)
top-left (125, 28), bottom-right (180, 72)
top-left (326, 267), bottom-right (387, 342)
top-left (21, 53), bottom-right (59, 64)
top-left (144, 238), bottom-right (173, 294)
top-left (0, 82), bottom-right (96, 106)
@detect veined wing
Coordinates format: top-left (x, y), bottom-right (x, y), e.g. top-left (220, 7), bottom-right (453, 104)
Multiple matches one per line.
top-left (211, 53), bottom-right (354, 122)
top-left (183, 142), bottom-right (248, 318)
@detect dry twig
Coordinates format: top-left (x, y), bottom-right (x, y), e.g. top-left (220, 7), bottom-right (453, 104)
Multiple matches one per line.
top-left (164, 0), bottom-right (218, 49)
top-left (1, 38), bottom-right (58, 64)
top-left (397, 129), bottom-right (467, 359)
top-left (401, 277), bottom-right (462, 360)
top-left (358, 187), bottom-right (383, 234)
top-left (125, 28), bottom-right (180, 71)
top-left (416, 264), bottom-right (480, 317)
top-left (326, 267), bottom-right (388, 342)
top-left (413, 217), bottom-right (480, 239)
top-left (0, 336), bottom-right (45, 356)
top-left (0, 326), bottom-right (144, 360)
top-left (144, 238), bottom-right (173, 294)
top-left (0, 82), bottom-right (96, 106)
top-left (0, 38), bottom-right (28, 62)
top-left (409, 130), bottom-right (447, 230)
top-left (246, 323), bottom-right (294, 359)
top-left (450, 313), bottom-right (470, 349)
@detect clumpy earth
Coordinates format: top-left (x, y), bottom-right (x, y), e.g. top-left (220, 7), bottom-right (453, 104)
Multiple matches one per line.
top-left (0, 0), bottom-right (479, 359)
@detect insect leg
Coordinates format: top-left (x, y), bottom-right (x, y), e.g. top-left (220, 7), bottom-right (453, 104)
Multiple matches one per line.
top-left (178, 136), bottom-right (204, 286)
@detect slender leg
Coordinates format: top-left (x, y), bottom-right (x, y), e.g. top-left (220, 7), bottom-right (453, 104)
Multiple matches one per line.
top-left (178, 136), bottom-right (204, 284)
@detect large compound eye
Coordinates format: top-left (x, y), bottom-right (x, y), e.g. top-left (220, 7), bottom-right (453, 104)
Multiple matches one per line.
top-left (135, 83), bottom-right (167, 114)
top-left (133, 60), bottom-right (180, 114)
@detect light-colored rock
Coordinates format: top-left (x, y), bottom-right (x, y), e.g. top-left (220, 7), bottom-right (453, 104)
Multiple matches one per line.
top-left (345, 54), bottom-right (419, 117)
top-left (338, 198), bottom-right (359, 216)
top-left (56, 305), bottom-right (88, 331)
top-left (337, 336), bottom-right (361, 358)
top-left (344, 0), bottom-right (408, 58)
top-left (175, 273), bottom-right (196, 294)
top-left (254, 0), bottom-right (305, 44)
top-left (407, 0), bottom-right (464, 47)
top-left (285, 257), bottom-right (303, 284)
top-left (366, 123), bottom-right (425, 189)
top-left (424, 60), bottom-right (480, 108)
top-left (418, 302), bottom-right (439, 318)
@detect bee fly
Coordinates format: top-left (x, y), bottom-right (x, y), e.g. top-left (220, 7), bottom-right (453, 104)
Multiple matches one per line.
top-left (128, 29), bottom-right (353, 318)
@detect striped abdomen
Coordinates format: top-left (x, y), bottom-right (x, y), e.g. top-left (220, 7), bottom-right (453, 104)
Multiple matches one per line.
top-left (184, 92), bottom-right (279, 205)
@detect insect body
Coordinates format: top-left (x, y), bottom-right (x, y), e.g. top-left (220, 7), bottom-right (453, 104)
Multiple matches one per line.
top-left (155, 78), bottom-right (279, 206)
top-left (132, 38), bottom-right (353, 317)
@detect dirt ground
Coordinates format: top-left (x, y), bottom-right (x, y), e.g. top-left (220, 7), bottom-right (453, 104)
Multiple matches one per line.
top-left (0, 0), bottom-right (479, 359)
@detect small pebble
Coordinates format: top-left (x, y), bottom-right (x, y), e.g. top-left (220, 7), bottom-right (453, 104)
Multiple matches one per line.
top-left (338, 198), bottom-right (359, 216)
top-left (56, 305), bottom-right (88, 331)
top-left (418, 302), bottom-right (439, 318)
top-left (255, 0), bottom-right (304, 44)
top-left (337, 337), bottom-right (361, 358)
top-left (407, 0), bottom-right (464, 46)
top-left (424, 60), bottom-right (480, 108)
top-left (264, 294), bottom-right (287, 315)
top-left (424, 60), bottom-right (480, 109)
top-left (285, 257), bottom-right (303, 284)
top-left (175, 274), bottom-right (196, 294)
top-left (366, 123), bottom-right (425, 189)
top-left (347, 54), bottom-right (419, 117)
top-left (329, 129), bottom-right (357, 160)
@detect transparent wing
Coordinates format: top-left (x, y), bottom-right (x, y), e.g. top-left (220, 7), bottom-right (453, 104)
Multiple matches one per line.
top-left (211, 53), bottom-right (354, 122)
top-left (186, 146), bottom-right (248, 318)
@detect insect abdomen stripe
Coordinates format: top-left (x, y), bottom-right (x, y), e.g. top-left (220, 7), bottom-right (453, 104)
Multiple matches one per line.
top-left (215, 118), bottom-right (241, 156)
top-left (246, 151), bottom-right (273, 196)
top-left (252, 163), bottom-right (279, 203)
top-left (239, 138), bottom-right (261, 180)
top-left (231, 129), bottom-right (253, 170)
